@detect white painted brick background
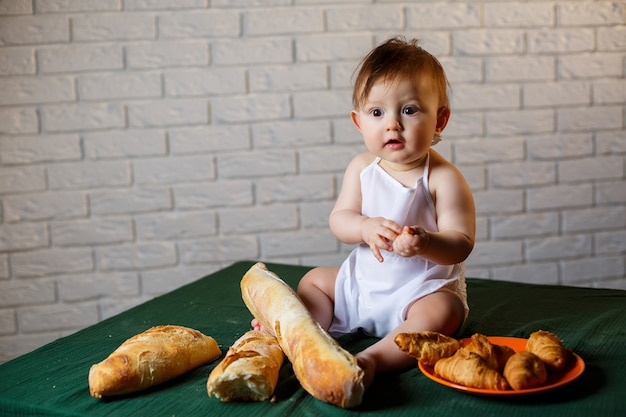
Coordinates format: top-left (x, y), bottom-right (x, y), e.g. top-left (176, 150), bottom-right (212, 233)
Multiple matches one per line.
top-left (0, 0), bottom-right (624, 363)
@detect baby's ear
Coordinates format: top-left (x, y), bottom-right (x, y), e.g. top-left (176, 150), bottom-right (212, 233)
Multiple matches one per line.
top-left (350, 110), bottom-right (362, 131)
top-left (435, 107), bottom-right (450, 135)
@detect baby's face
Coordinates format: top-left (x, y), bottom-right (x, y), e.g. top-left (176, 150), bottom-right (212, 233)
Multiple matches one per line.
top-left (351, 76), bottom-right (445, 168)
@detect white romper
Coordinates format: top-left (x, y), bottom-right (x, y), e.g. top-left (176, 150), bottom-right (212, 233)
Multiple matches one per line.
top-left (328, 153), bottom-right (469, 338)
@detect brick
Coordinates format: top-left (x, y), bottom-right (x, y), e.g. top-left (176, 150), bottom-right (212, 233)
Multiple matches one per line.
top-left (170, 125), bottom-right (250, 154)
top-left (134, 155), bottom-right (214, 184)
top-left (526, 133), bottom-right (592, 160)
top-left (0, 0), bottom-right (32, 14)
top-left (3, 191), bottom-right (87, 222)
top-left (136, 211), bottom-right (217, 240)
top-left (36, 0), bottom-right (121, 13)
top-left (491, 263), bottom-right (560, 285)
top-left (301, 202), bottom-right (333, 228)
top-left (452, 84), bottom-right (520, 111)
top-left (598, 26), bottom-right (626, 51)
top-left (256, 174), bottom-right (334, 204)
top-left (220, 204), bottom-right (297, 234)
top-left (560, 156), bottom-right (623, 183)
top-left (181, 236), bottom-right (258, 263)
top-left (98, 243), bottom-right (177, 270)
top-left (332, 118), bottom-right (364, 145)
top-left (457, 165), bottom-right (486, 191)
top-left (212, 93), bottom-right (290, 123)
top-left (562, 256), bottom-right (624, 285)
top-left (492, 212), bottom-right (560, 239)
top-left (41, 103), bottom-right (125, 133)
top-left (18, 301), bottom-right (99, 333)
top-left (253, 119), bottom-right (331, 148)
top-left (443, 112), bottom-right (484, 138)
top-left (141, 265), bottom-right (215, 296)
top-left (214, 38), bottom-right (292, 65)
top-left (0, 15), bottom-right (69, 45)
top-left (596, 180), bottom-right (626, 205)
top-left (58, 272), bottom-right (140, 302)
top-left (249, 64), bottom-right (328, 92)
top-left (79, 72), bottom-right (161, 100)
top-left (72, 13), bottom-right (155, 41)
top-left (484, 3), bottom-right (554, 27)
top-left (486, 56), bottom-right (555, 82)
top-left (466, 240), bottom-right (523, 266)
top-left (11, 248), bottom-right (94, 278)
top-left (247, 8), bottom-right (323, 35)
top-left (595, 230), bottom-right (626, 254)
top-left (0, 278), bottom-right (56, 308)
top-left (524, 81), bottom-right (590, 108)
top-left (128, 99), bottom-right (208, 127)
top-left (0, 107), bottom-right (38, 134)
top-left (165, 68), bottom-right (246, 97)
top-left (124, 0), bottom-right (207, 10)
top-left (0, 309), bottom-right (16, 336)
top-left (597, 131), bottom-right (626, 154)
top-left (51, 218), bottom-right (132, 246)
top-left (48, 160), bottom-right (129, 189)
top-left (0, 166), bottom-right (46, 194)
top-left (594, 79), bottom-right (626, 104)
top-left (90, 188), bottom-right (172, 215)
top-left (261, 229), bottom-right (337, 257)
top-left (0, 134), bottom-right (81, 164)
top-left (296, 34), bottom-right (372, 62)
top-left (407, 3), bottom-right (480, 29)
top-left (473, 189), bottom-right (524, 215)
top-left (218, 150), bottom-right (296, 178)
top-left (327, 5), bottom-right (403, 31)
top-left (0, 256), bottom-right (8, 279)
top-left (0, 76), bottom-right (74, 105)
top-left (454, 30), bottom-right (524, 55)
top-left (0, 223), bottom-right (47, 251)
top-left (159, 10), bottom-right (239, 38)
top-left (528, 29), bottom-right (594, 53)
top-left (0, 333), bottom-right (60, 363)
top-left (126, 40), bottom-right (209, 69)
top-left (560, 53), bottom-right (624, 78)
top-left (84, 129), bottom-right (167, 158)
top-left (293, 90), bottom-right (352, 118)
top-left (100, 296), bottom-right (151, 320)
top-left (174, 180), bottom-right (253, 209)
top-left (558, 105), bottom-right (623, 132)
top-left (0, 47), bottom-right (35, 75)
top-left (39, 44), bottom-right (123, 73)
top-left (489, 161), bottom-right (556, 188)
top-left (300, 145), bottom-right (362, 174)
top-left (564, 206), bottom-right (626, 233)
top-left (527, 234), bottom-right (593, 261)
top-left (486, 109), bottom-right (555, 135)
top-left (454, 137), bottom-right (524, 164)
top-left (528, 184), bottom-right (593, 211)
top-left (559, 2), bottom-right (625, 26)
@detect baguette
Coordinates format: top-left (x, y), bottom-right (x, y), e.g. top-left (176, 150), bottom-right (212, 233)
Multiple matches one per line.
top-left (240, 262), bottom-right (364, 408)
top-left (207, 330), bottom-right (284, 402)
top-left (89, 325), bottom-right (221, 398)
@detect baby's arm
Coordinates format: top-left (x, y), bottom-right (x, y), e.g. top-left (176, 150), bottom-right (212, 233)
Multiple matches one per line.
top-left (329, 154), bottom-right (402, 262)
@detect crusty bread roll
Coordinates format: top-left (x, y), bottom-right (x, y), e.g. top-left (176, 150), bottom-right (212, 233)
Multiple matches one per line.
top-left (240, 262), bottom-right (364, 408)
top-left (89, 325), bottom-right (221, 398)
top-left (207, 330), bottom-right (284, 402)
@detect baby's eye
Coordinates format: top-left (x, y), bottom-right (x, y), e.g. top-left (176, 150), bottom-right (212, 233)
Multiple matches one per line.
top-left (402, 106), bottom-right (419, 115)
top-left (371, 108), bottom-right (383, 117)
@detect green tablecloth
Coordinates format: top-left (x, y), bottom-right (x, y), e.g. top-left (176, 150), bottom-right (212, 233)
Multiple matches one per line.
top-left (0, 261), bottom-right (624, 416)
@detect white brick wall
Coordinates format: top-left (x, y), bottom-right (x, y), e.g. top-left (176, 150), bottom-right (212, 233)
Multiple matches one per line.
top-left (0, 0), bottom-right (624, 363)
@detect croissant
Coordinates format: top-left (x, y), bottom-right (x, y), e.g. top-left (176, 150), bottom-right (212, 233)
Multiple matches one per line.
top-left (526, 330), bottom-right (569, 372)
top-left (395, 331), bottom-right (461, 366)
top-left (503, 351), bottom-right (547, 390)
top-left (465, 333), bottom-right (515, 372)
top-left (434, 348), bottom-right (509, 390)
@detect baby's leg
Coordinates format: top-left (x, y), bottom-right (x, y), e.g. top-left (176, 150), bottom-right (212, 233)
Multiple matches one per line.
top-left (356, 290), bottom-right (465, 388)
top-left (296, 266), bottom-right (339, 330)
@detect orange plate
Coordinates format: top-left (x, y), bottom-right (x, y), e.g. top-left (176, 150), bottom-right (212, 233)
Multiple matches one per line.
top-left (418, 336), bottom-right (585, 396)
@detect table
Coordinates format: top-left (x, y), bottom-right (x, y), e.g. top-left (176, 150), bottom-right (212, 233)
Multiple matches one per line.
top-left (0, 261), bottom-right (624, 416)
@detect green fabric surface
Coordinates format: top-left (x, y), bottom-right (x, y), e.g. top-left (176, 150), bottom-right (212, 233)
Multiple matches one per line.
top-left (0, 261), bottom-right (624, 416)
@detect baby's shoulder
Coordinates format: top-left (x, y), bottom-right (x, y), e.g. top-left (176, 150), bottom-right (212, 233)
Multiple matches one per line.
top-left (347, 152), bottom-right (377, 172)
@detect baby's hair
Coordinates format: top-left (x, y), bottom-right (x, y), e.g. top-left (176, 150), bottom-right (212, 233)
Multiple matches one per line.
top-left (352, 37), bottom-right (450, 111)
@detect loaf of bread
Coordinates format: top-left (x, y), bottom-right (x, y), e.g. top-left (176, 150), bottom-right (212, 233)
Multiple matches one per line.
top-left (240, 262), bottom-right (364, 408)
top-left (89, 325), bottom-right (221, 398)
top-left (207, 330), bottom-right (284, 402)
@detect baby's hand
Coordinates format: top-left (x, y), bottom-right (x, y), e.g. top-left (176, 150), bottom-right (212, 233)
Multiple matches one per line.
top-left (393, 226), bottom-right (430, 257)
top-left (361, 217), bottom-right (402, 262)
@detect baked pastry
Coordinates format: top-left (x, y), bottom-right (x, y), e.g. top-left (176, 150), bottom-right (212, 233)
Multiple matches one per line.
top-left (394, 331), bottom-right (461, 366)
top-left (207, 330), bottom-right (284, 402)
top-left (434, 348), bottom-right (509, 390)
top-left (503, 351), bottom-right (547, 390)
top-left (89, 325), bottom-right (221, 398)
top-left (240, 262), bottom-right (364, 408)
top-left (526, 330), bottom-right (569, 372)
top-left (465, 333), bottom-right (515, 372)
